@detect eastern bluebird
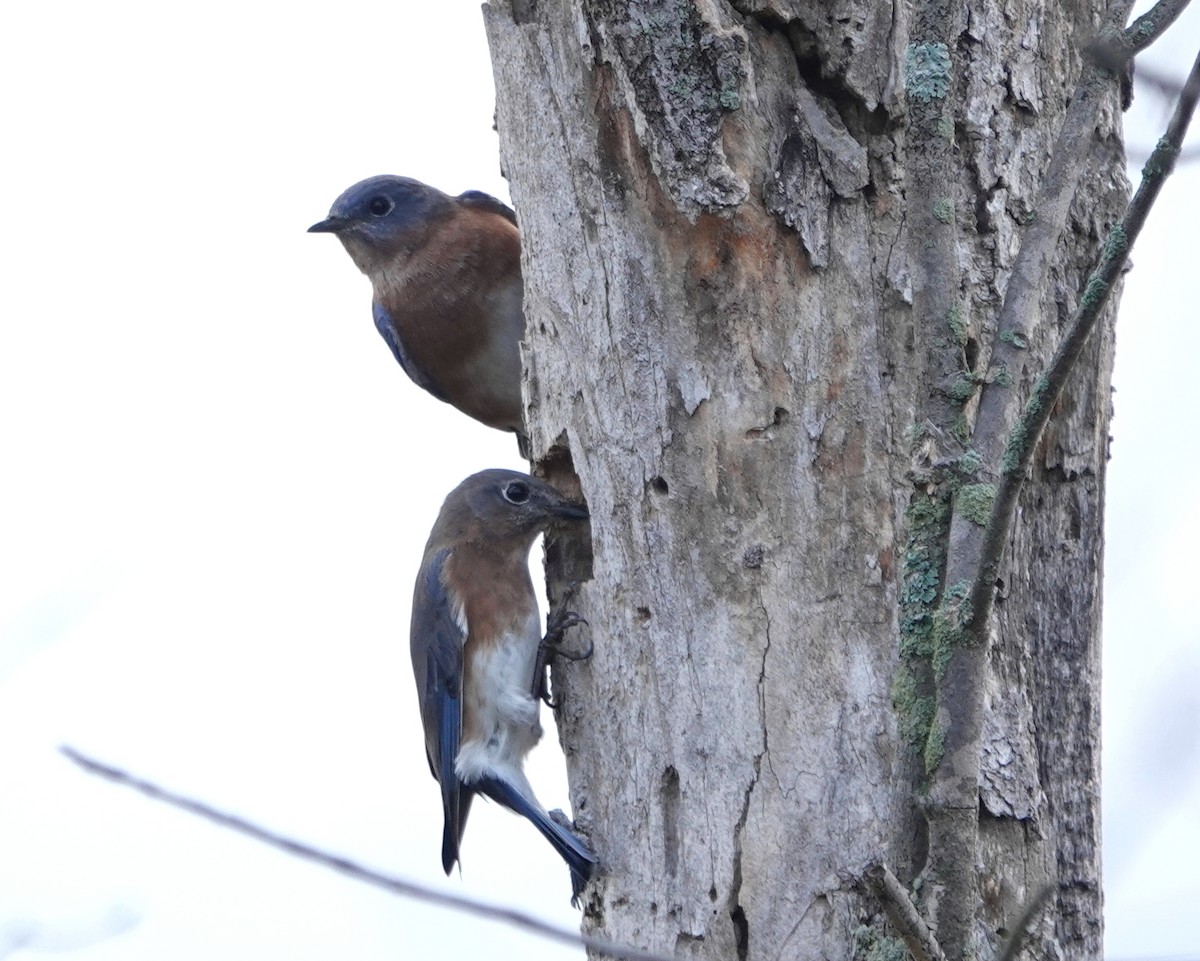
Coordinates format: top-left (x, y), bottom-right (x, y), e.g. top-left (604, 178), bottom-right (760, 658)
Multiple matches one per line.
top-left (411, 469), bottom-right (598, 902)
top-left (308, 176), bottom-right (528, 454)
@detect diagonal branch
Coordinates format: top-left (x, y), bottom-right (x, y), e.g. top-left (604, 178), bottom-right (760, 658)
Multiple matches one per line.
top-left (918, 8), bottom-right (1191, 961)
top-left (864, 863), bottom-right (947, 961)
top-left (971, 44), bottom-right (1200, 620)
top-left (1124, 0), bottom-right (1194, 54)
top-left (60, 746), bottom-right (678, 961)
top-left (969, 0), bottom-right (1137, 487)
top-left (914, 9), bottom-right (1140, 961)
top-left (1082, 0), bottom-right (1194, 88)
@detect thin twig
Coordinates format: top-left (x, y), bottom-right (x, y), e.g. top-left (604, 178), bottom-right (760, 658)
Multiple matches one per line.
top-left (973, 44), bottom-right (1200, 617)
top-left (863, 864), bottom-right (947, 961)
top-left (60, 745), bottom-right (677, 961)
top-left (1085, 0), bottom-right (1193, 71)
top-left (1125, 0), bottom-right (1194, 55)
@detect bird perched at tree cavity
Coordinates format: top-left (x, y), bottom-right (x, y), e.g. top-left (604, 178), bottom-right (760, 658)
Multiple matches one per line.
top-left (309, 176), bottom-right (529, 454)
top-left (411, 468), bottom-right (598, 903)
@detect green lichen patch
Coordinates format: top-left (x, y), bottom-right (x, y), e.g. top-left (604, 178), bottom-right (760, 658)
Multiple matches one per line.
top-left (933, 197), bottom-right (954, 224)
top-left (1001, 375), bottom-right (1050, 474)
top-left (946, 301), bottom-right (967, 346)
top-left (719, 77), bottom-right (740, 110)
top-left (892, 664), bottom-right (935, 751)
top-left (956, 484), bottom-right (996, 526)
top-left (1143, 137), bottom-right (1179, 180)
top-left (1080, 273), bottom-right (1110, 311)
top-left (855, 925), bottom-right (912, 961)
top-left (1103, 223), bottom-right (1128, 259)
top-left (904, 42), bottom-right (951, 103)
top-left (948, 374), bottom-right (977, 403)
top-left (899, 494), bottom-right (951, 659)
top-left (998, 328), bottom-right (1028, 349)
top-left (955, 448), bottom-right (982, 475)
top-left (930, 580), bottom-right (973, 680)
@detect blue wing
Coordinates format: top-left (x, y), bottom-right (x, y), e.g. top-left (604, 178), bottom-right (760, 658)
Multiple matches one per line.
top-left (455, 190), bottom-right (518, 226)
top-left (372, 301), bottom-right (450, 404)
top-left (410, 548), bottom-right (472, 874)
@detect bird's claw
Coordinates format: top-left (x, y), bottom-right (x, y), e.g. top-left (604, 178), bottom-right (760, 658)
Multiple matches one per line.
top-left (541, 612), bottom-right (591, 659)
top-left (533, 611), bottom-right (592, 706)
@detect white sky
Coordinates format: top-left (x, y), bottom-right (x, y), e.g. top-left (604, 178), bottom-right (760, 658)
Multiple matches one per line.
top-left (0, 3), bottom-right (1196, 960)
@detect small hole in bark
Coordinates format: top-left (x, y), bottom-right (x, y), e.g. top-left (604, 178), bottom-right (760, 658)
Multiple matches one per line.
top-left (661, 767), bottom-right (680, 877)
top-left (731, 904), bottom-right (749, 961)
top-left (965, 336), bottom-right (980, 372)
top-left (649, 475), bottom-right (669, 495)
top-left (746, 406), bottom-right (790, 438)
top-left (536, 439), bottom-right (593, 585)
top-left (709, 886), bottom-right (718, 902)
top-left (635, 606), bottom-right (652, 622)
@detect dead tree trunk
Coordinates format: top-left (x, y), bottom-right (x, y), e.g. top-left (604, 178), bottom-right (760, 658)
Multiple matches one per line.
top-left (484, 2), bottom-right (1129, 959)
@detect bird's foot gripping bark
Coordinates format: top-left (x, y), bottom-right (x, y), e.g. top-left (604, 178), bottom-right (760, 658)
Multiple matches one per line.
top-left (534, 611), bottom-right (592, 707)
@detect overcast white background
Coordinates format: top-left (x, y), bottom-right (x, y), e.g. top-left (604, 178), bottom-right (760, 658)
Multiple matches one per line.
top-left (0, 3), bottom-right (1196, 960)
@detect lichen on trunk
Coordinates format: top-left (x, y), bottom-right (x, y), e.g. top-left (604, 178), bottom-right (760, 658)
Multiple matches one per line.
top-left (483, 1), bottom-right (1125, 958)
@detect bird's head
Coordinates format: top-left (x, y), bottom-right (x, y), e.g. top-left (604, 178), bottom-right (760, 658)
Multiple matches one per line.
top-left (435, 469), bottom-right (589, 548)
top-left (308, 175), bottom-right (452, 274)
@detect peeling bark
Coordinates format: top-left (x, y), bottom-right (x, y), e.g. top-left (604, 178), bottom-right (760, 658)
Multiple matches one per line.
top-left (483, 1), bottom-right (1125, 958)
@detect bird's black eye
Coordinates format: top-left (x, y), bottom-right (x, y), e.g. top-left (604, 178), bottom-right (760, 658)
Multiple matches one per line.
top-left (503, 481), bottom-right (531, 505)
top-left (368, 195), bottom-right (394, 217)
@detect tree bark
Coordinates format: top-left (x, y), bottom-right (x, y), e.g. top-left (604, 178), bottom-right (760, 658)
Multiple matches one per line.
top-left (483, 2), bottom-right (1127, 959)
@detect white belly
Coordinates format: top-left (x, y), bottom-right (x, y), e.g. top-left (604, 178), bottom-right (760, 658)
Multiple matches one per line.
top-left (455, 611), bottom-right (543, 799)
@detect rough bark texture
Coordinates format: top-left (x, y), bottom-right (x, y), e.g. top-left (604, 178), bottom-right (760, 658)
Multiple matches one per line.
top-left (483, 2), bottom-right (1126, 959)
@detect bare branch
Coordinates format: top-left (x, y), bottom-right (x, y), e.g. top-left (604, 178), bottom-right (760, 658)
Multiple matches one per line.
top-left (955, 1), bottom-right (1141, 597)
top-left (60, 746), bottom-right (678, 961)
top-left (1125, 0), bottom-right (1193, 54)
top-left (1083, 0), bottom-right (1191, 72)
top-left (919, 6), bottom-right (1138, 958)
top-left (969, 37), bottom-right (1127, 485)
top-left (863, 864), bottom-right (947, 961)
top-left (973, 44), bottom-right (1200, 618)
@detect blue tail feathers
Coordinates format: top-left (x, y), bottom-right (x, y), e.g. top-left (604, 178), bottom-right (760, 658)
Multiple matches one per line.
top-left (440, 790), bottom-right (472, 876)
top-left (475, 774), bottom-right (599, 904)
